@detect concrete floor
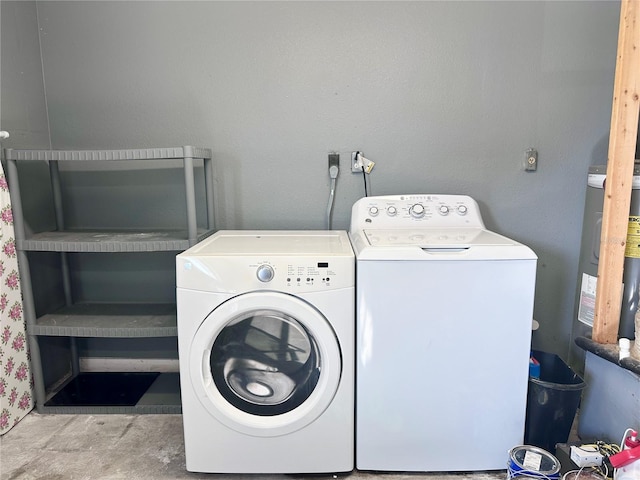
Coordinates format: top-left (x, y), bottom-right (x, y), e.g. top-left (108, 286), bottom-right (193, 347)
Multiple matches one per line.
top-left (0, 413), bottom-right (508, 480)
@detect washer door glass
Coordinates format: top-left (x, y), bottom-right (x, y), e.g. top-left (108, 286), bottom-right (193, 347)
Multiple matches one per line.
top-left (211, 309), bottom-right (320, 416)
top-left (189, 291), bottom-right (342, 437)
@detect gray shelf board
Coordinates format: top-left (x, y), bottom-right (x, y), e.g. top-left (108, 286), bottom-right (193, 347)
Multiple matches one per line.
top-left (38, 373), bottom-right (182, 414)
top-left (37, 404), bottom-right (182, 414)
top-left (18, 228), bottom-right (215, 252)
top-left (4, 146), bottom-right (211, 161)
top-left (29, 303), bottom-right (177, 338)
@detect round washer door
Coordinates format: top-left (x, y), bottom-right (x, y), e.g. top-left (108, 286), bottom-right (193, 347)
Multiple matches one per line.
top-left (189, 291), bottom-right (342, 437)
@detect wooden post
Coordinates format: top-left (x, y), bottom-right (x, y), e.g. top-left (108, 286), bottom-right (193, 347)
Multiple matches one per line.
top-left (593, 0), bottom-right (640, 344)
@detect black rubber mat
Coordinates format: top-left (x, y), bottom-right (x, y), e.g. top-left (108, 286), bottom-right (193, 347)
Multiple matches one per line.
top-left (45, 372), bottom-right (160, 406)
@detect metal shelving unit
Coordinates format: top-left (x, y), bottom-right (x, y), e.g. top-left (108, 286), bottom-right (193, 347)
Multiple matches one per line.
top-left (5, 146), bottom-right (214, 413)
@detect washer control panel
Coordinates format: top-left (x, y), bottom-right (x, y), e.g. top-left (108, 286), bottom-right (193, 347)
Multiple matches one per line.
top-left (176, 231), bottom-right (355, 293)
top-left (249, 258), bottom-right (351, 291)
top-left (178, 256), bottom-right (353, 292)
top-left (350, 194), bottom-right (485, 231)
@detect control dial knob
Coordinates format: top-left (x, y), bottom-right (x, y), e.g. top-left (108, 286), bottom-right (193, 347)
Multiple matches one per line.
top-left (457, 205), bottom-right (468, 215)
top-left (369, 206), bottom-right (379, 216)
top-left (410, 203), bottom-right (425, 218)
top-left (256, 264), bottom-right (275, 283)
top-left (438, 205), bottom-right (450, 216)
top-left (387, 206), bottom-right (398, 216)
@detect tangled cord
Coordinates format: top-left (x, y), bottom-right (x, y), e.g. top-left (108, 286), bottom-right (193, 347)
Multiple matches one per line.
top-left (572, 441), bottom-right (621, 479)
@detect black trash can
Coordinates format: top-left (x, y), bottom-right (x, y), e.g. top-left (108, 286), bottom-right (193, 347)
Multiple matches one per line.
top-left (524, 350), bottom-right (586, 453)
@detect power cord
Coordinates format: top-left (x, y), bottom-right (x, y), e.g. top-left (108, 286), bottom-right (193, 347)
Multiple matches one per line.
top-left (354, 151), bottom-right (374, 197)
top-left (326, 153), bottom-right (340, 229)
top-left (361, 165), bottom-right (368, 197)
top-left (573, 440), bottom-right (621, 479)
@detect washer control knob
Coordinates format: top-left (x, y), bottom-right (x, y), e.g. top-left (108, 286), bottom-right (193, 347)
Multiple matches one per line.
top-left (369, 206), bottom-right (379, 216)
top-left (438, 205), bottom-right (450, 216)
top-left (410, 203), bottom-right (425, 218)
top-left (387, 206), bottom-right (398, 216)
top-left (256, 264), bottom-right (275, 283)
top-left (457, 204), bottom-right (468, 215)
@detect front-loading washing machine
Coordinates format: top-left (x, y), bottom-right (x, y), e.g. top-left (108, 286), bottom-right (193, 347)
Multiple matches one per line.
top-left (349, 194), bottom-right (537, 472)
top-left (176, 230), bottom-right (354, 474)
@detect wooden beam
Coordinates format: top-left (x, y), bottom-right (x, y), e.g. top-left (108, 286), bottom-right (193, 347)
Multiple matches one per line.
top-left (593, 0), bottom-right (640, 344)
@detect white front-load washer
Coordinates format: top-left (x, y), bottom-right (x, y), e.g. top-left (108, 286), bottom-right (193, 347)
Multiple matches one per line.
top-left (349, 194), bottom-right (537, 472)
top-left (176, 230), bottom-right (354, 474)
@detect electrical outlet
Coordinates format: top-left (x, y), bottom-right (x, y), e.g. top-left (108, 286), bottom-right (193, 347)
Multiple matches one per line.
top-left (352, 151), bottom-right (363, 172)
top-left (525, 148), bottom-right (538, 172)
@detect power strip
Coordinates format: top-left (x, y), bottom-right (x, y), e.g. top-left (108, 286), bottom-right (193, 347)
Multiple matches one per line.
top-left (570, 445), bottom-right (603, 468)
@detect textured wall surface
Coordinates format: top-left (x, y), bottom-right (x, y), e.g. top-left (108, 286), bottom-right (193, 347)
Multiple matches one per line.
top-left (0, 1), bottom-right (622, 357)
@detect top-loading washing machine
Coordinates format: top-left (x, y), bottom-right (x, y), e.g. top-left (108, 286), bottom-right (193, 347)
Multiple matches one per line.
top-left (349, 194), bottom-right (537, 472)
top-left (176, 230), bottom-right (354, 474)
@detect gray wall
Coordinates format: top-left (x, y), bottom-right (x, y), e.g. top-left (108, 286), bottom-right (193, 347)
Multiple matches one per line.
top-left (1, 1), bottom-right (622, 358)
top-left (1, 1), bottom-right (53, 232)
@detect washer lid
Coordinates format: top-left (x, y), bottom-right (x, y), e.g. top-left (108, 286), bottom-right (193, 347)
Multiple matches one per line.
top-left (351, 227), bottom-right (537, 261)
top-left (181, 230), bottom-right (353, 257)
top-left (364, 228), bottom-right (516, 248)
